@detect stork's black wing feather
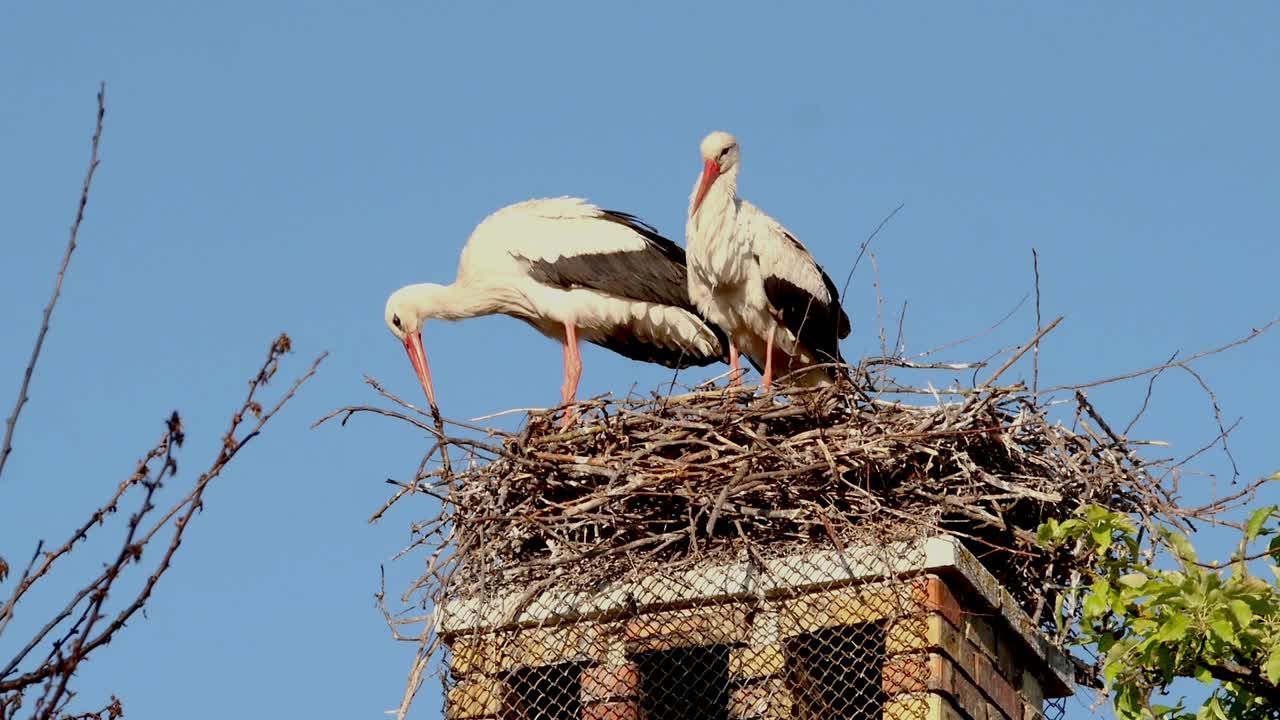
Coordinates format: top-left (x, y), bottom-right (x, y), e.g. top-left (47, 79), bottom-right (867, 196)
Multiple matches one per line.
top-left (761, 232), bottom-right (852, 364)
top-left (520, 210), bottom-right (694, 311)
top-left (519, 209), bottom-right (731, 365)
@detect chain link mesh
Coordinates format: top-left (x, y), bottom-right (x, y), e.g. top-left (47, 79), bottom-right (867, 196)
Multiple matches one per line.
top-left (439, 534), bottom-right (1066, 720)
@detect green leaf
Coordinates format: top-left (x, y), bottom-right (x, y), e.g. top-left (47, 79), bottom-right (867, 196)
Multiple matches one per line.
top-left (1092, 525), bottom-right (1114, 554)
top-left (1267, 644), bottom-right (1280, 685)
top-left (1195, 666), bottom-right (1214, 684)
top-left (1266, 470), bottom-right (1280, 481)
top-left (1037, 518), bottom-right (1058, 546)
top-left (1114, 685), bottom-right (1144, 720)
top-left (1059, 518), bottom-right (1085, 536)
top-left (1246, 505), bottom-right (1277, 542)
top-left (1155, 613), bottom-right (1190, 643)
top-left (1103, 658), bottom-right (1124, 685)
top-left (1085, 505), bottom-right (1113, 522)
top-left (1209, 619), bottom-right (1236, 644)
top-left (1119, 573), bottom-right (1148, 589)
top-left (1083, 591), bottom-right (1109, 618)
top-left (1228, 599), bottom-right (1253, 628)
top-left (1166, 530), bottom-right (1198, 562)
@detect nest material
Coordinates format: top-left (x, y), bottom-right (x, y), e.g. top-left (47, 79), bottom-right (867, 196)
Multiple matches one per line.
top-left (438, 376), bottom-right (1167, 628)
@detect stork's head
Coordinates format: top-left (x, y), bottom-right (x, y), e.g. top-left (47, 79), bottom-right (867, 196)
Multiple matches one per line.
top-left (691, 131), bottom-right (740, 218)
top-left (384, 284), bottom-right (437, 408)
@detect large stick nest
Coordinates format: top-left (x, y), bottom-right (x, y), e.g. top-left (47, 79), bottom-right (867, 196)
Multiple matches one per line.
top-left (434, 370), bottom-right (1169, 628)
top-left (322, 317), bottom-right (1277, 717)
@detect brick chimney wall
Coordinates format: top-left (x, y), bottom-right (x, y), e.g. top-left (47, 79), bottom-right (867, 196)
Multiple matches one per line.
top-left (442, 538), bottom-right (1071, 720)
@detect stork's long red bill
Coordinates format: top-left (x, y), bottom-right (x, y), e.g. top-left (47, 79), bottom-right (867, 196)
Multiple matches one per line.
top-left (403, 331), bottom-right (437, 408)
top-left (690, 158), bottom-right (720, 218)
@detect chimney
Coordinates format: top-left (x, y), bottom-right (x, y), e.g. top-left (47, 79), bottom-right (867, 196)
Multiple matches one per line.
top-left (441, 535), bottom-right (1072, 720)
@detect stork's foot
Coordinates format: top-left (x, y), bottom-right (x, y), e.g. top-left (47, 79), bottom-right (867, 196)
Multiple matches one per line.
top-left (559, 406), bottom-right (578, 429)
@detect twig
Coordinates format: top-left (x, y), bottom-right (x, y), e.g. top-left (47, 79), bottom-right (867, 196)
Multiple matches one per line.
top-left (1039, 317), bottom-right (1280, 395)
top-left (915, 293), bottom-right (1027, 359)
top-left (839, 202), bottom-right (903, 302)
top-left (0, 337), bottom-right (324, 713)
top-left (1031, 248), bottom-right (1041, 395)
top-left (869, 252), bottom-right (887, 356)
top-left (1, 83), bottom-right (105, 482)
top-left (978, 316), bottom-right (1063, 388)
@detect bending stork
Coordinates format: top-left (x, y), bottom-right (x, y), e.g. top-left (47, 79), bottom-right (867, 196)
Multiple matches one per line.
top-left (686, 131), bottom-right (851, 390)
top-left (385, 197), bottom-right (727, 423)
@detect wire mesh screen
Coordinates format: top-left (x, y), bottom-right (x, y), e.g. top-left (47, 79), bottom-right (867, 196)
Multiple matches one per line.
top-left (438, 536), bottom-right (1064, 720)
top-left (636, 646), bottom-right (728, 720)
top-left (787, 623), bottom-right (885, 719)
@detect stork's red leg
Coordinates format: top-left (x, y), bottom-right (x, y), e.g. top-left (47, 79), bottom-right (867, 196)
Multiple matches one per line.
top-left (560, 322), bottom-right (583, 427)
top-left (728, 342), bottom-right (742, 386)
top-left (761, 325), bottom-right (776, 391)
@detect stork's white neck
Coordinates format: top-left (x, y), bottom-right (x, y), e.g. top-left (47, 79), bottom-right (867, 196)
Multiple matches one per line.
top-left (395, 281), bottom-right (529, 323)
top-left (688, 165), bottom-right (740, 235)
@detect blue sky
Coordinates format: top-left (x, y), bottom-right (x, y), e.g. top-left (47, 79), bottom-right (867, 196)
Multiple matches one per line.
top-left (1, 3), bottom-right (1277, 718)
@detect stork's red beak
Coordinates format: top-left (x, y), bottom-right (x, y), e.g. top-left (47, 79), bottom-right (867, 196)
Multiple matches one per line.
top-left (690, 158), bottom-right (720, 218)
top-left (403, 331), bottom-right (437, 409)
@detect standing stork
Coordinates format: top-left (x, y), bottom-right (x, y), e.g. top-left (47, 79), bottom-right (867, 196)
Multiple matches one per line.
top-left (685, 130), bottom-right (851, 390)
top-left (384, 197), bottom-right (727, 424)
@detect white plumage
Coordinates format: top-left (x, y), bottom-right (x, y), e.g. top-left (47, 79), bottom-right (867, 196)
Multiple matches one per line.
top-left (385, 197), bottom-right (726, 421)
top-left (686, 131), bottom-right (851, 389)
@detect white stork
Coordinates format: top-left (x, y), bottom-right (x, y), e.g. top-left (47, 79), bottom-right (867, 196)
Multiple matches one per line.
top-left (686, 131), bottom-right (851, 390)
top-left (384, 197), bottom-right (727, 422)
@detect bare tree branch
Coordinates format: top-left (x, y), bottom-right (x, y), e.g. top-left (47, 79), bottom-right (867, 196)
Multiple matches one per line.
top-left (0, 83), bottom-right (105, 482)
top-left (0, 337), bottom-right (324, 719)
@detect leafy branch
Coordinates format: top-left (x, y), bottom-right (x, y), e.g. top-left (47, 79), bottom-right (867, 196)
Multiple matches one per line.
top-left (1040, 479), bottom-right (1280, 720)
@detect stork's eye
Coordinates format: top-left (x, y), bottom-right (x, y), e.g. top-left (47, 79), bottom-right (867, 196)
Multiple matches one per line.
top-left (719, 146), bottom-right (734, 160)
top-left (392, 314), bottom-right (402, 329)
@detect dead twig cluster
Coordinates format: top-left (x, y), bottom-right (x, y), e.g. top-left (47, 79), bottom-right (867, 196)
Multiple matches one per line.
top-left (0, 336), bottom-right (324, 720)
top-left (354, 363), bottom-right (1172, 619)
top-left (0, 83), bottom-right (327, 720)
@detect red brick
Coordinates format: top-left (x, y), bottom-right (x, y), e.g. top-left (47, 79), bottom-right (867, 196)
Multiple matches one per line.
top-left (973, 652), bottom-right (1021, 720)
top-left (580, 664), bottom-right (641, 702)
top-left (926, 578), bottom-right (964, 627)
top-left (954, 675), bottom-right (986, 720)
top-left (946, 665), bottom-right (991, 720)
top-left (582, 701), bottom-right (640, 720)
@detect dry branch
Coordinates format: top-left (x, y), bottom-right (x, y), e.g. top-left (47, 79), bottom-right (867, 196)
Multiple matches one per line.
top-left (0, 83), bottom-right (105, 482)
top-left (0, 337), bottom-right (324, 720)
